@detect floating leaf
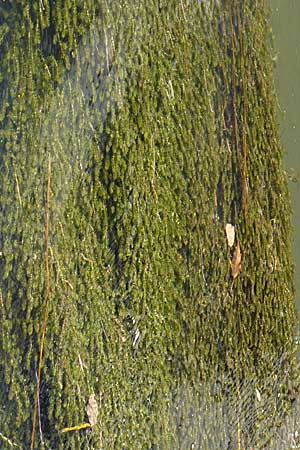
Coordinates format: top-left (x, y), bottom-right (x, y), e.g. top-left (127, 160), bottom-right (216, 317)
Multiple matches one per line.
top-left (86, 394), bottom-right (98, 427)
top-left (230, 240), bottom-right (242, 279)
top-left (225, 223), bottom-right (235, 248)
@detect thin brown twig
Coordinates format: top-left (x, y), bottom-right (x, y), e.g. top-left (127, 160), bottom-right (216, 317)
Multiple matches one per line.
top-left (229, 3), bottom-right (240, 170)
top-left (229, 9), bottom-right (242, 450)
top-left (230, 1), bottom-right (248, 233)
top-left (30, 156), bottom-right (51, 449)
top-left (236, 0), bottom-right (248, 224)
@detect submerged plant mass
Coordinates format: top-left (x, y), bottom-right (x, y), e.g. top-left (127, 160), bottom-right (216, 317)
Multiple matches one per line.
top-left (0, 1), bottom-right (298, 449)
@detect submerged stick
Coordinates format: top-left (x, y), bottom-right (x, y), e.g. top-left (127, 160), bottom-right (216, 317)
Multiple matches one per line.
top-left (229, 0), bottom-right (248, 229)
top-left (30, 156), bottom-right (51, 449)
top-left (236, 0), bottom-right (248, 223)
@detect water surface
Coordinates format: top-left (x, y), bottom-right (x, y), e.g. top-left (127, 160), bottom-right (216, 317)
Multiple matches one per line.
top-left (272, 0), bottom-right (300, 313)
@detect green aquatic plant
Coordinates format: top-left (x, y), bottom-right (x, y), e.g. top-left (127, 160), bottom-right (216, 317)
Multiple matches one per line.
top-left (0, 1), bottom-right (297, 449)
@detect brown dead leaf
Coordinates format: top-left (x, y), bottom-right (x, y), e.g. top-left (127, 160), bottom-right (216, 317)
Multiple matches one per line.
top-left (230, 240), bottom-right (242, 279)
top-left (225, 223), bottom-right (235, 248)
top-left (86, 394), bottom-right (98, 427)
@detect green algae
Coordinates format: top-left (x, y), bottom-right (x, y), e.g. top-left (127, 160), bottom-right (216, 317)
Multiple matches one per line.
top-left (0, 1), bottom-right (298, 449)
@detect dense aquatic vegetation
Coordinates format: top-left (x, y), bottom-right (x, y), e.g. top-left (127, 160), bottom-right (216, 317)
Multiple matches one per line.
top-left (0, 1), bottom-right (298, 448)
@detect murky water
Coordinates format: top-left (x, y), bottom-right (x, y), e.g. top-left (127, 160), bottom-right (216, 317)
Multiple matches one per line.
top-left (271, 0), bottom-right (300, 313)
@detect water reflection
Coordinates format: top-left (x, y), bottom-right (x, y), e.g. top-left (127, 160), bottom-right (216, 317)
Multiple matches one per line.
top-left (168, 350), bottom-right (299, 449)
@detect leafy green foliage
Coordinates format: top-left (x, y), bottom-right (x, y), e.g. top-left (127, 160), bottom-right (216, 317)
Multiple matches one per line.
top-left (0, 1), bottom-right (296, 449)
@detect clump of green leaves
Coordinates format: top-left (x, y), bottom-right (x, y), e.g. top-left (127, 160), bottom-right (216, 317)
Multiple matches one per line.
top-left (0, 1), bottom-right (296, 449)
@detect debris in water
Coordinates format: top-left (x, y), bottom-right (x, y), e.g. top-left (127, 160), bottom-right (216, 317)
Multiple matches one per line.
top-left (61, 423), bottom-right (91, 433)
top-left (86, 394), bottom-right (99, 427)
top-left (255, 388), bottom-right (261, 402)
top-left (61, 394), bottom-right (99, 433)
top-left (230, 240), bottom-right (242, 279)
top-left (225, 223), bottom-right (235, 247)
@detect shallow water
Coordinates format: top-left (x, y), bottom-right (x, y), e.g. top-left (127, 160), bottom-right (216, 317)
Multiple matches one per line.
top-left (271, 0), bottom-right (300, 314)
